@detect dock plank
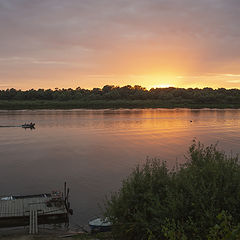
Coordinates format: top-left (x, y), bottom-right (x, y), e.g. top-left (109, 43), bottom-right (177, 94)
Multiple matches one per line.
top-left (0, 194), bottom-right (67, 219)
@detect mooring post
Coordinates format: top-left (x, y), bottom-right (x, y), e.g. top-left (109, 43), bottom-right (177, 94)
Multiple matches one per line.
top-left (67, 187), bottom-right (69, 200)
top-left (64, 181), bottom-right (67, 200)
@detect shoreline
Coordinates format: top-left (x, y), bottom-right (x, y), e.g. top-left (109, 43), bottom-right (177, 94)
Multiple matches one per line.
top-left (0, 228), bottom-right (112, 240)
top-left (1, 100), bottom-right (240, 110)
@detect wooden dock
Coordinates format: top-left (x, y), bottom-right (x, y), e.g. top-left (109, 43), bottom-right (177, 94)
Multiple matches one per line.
top-left (0, 192), bottom-right (69, 229)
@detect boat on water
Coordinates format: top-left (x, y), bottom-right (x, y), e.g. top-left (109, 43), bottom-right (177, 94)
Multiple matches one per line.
top-left (21, 123), bottom-right (35, 129)
top-left (88, 217), bottom-right (112, 232)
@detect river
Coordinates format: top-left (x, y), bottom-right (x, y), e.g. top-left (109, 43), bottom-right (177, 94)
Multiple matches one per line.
top-left (0, 109), bottom-right (240, 226)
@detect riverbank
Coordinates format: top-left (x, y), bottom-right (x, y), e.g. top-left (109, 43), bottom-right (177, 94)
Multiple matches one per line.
top-left (0, 228), bottom-right (113, 240)
top-left (0, 232), bottom-right (112, 240)
top-left (0, 99), bottom-right (240, 110)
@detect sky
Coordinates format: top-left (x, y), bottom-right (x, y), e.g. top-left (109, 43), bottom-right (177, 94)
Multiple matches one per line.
top-left (0, 0), bottom-right (240, 90)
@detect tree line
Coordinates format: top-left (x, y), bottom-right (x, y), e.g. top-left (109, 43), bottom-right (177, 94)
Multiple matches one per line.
top-left (0, 85), bottom-right (240, 104)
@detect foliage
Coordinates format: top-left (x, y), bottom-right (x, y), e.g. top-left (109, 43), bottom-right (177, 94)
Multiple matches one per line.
top-left (207, 211), bottom-right (240, 240)
top-left (161, 219), bottom-right (187, 240)
top-left (1, 86), bottom-right (240, 108)
top-left (104, 141), bottom-right (240, 239)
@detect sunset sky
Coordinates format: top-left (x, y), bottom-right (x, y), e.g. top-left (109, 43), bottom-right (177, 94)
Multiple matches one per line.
top-left (0, 0), bottom-right (240, 90)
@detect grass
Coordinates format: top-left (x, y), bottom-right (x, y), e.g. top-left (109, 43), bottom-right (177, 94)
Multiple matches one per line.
top-left (1, 99), bottom-right (240, 110)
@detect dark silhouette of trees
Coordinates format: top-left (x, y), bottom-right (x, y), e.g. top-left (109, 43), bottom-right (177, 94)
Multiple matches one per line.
top-left (1, 85), bottom-right (240, 106)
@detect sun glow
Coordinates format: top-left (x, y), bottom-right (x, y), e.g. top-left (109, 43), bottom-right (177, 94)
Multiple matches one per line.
top-left (149, 84), bottom-right (175, 89)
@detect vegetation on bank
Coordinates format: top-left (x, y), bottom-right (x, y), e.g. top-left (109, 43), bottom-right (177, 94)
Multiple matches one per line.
top-left (1, 85), bottom-right (240, 109)
top-left (1, 99), bottom-right (240, 110)
top-left (74, 232), bottom-right (113, 239)
top-left (104, 141), bottom-right (240, 240)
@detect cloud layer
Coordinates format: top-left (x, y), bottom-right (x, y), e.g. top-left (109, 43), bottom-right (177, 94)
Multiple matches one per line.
top-left (0, 0), bottom-right (240, 89)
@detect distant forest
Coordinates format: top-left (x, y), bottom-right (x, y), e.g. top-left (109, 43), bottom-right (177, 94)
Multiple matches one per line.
top-left (0, 85), bottom-right (240, 103)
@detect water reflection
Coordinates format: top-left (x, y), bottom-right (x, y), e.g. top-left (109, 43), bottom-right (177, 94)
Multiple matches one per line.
top-left (0, 109), bottom-right (240, 225)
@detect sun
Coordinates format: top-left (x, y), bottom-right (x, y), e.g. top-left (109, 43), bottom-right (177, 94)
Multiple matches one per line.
top-left (148, 84), bottom-right (175, 89)
top-left (141, 74), bottom-right (178, 90)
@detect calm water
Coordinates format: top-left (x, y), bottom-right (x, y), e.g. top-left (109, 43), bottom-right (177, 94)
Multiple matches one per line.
top-left (0, 109), bottom-right (240, 225)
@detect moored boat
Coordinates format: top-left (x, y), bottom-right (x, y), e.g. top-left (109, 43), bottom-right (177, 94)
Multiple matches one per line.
top-left (88, 217), bottom-right (112, 232)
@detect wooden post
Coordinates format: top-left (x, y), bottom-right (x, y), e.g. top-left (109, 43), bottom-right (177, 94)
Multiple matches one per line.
top-left (66, 188), bottom-right (70, 212)
top-left (67, 187), bottom-right (69, 201)
top-left (35, 211), bottom-right (38, 234)
top-left (29, 210), bottom-right (32, 234)
top-left (64, 182), bottom-right (67, 200)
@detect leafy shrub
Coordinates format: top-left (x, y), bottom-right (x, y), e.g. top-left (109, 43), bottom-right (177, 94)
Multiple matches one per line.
top-left (104, 141), bottom-right (240, 239)
top-left (207, 211), bottom-right (240, 240)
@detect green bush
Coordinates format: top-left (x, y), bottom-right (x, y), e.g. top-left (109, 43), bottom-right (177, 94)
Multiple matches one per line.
top-left (104, 141), bottom-right (240, 239)
top-left (207, 211), bottom-right (240, 240)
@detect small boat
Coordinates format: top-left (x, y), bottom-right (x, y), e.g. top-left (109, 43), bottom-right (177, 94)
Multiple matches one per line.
top-left (88, 217), bottom-right (112, 232)
top-left (21, 123), bottom-right (35, 129)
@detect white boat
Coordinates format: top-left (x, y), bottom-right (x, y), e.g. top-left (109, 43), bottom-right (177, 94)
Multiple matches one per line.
top-left (88, 218), bottom-right (112, 232)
